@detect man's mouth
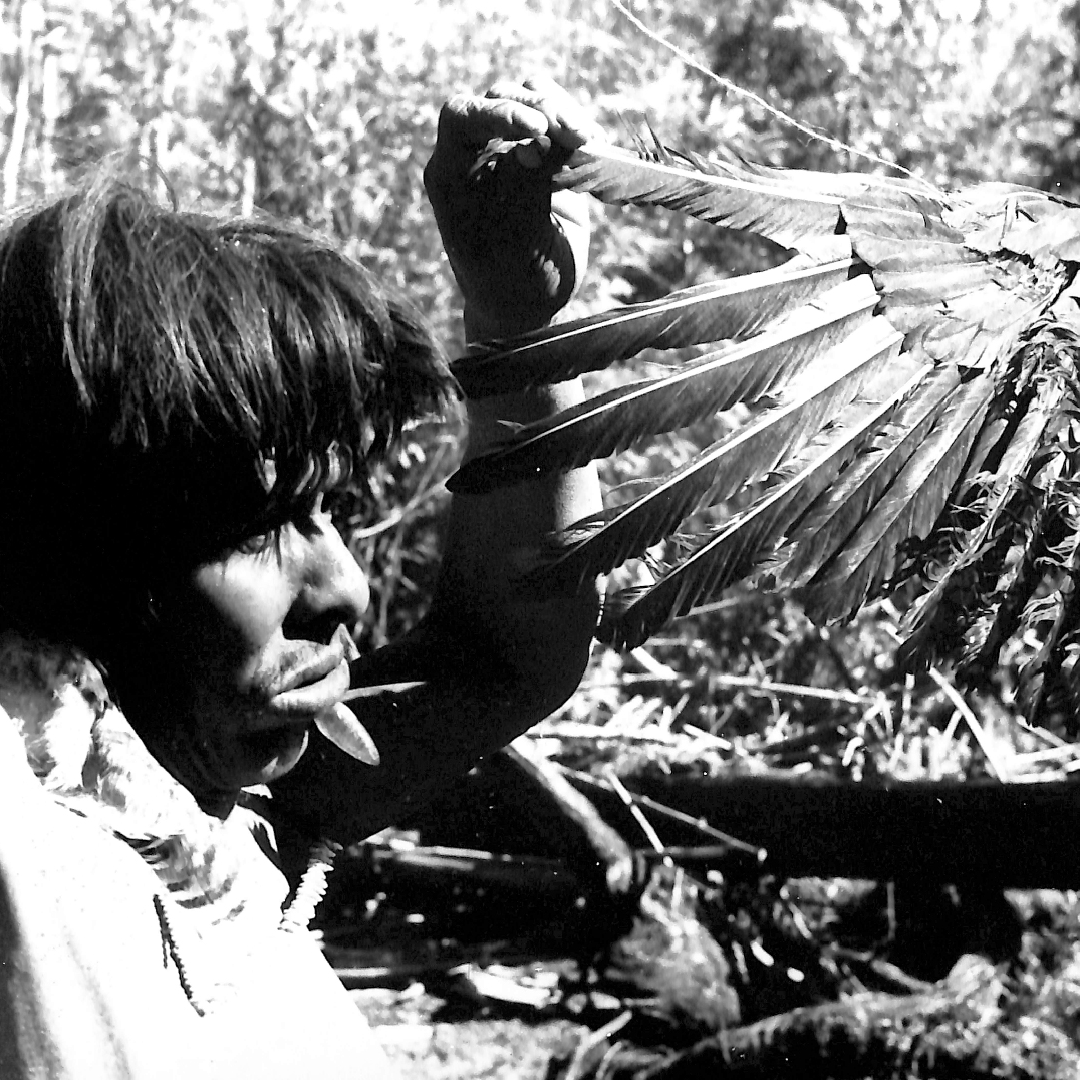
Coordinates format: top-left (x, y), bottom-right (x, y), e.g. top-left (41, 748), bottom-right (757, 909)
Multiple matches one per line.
top-left (266, 659), bottom-right (351, 719)
top-left (257, 629), bottom-right (380, 765)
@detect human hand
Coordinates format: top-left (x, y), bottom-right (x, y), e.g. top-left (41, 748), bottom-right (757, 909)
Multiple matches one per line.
top-left (424, 76), bottom-right (603, 342)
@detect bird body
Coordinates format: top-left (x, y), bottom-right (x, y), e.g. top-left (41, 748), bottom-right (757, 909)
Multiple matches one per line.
top-left (451, 141), bottom-right (1080, 714)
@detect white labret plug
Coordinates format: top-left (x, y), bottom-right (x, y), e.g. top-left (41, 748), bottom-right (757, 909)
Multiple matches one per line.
top-left (315, 702), bottom-right (380, 765)
top-left (315, 628), bottom-right (380, 765)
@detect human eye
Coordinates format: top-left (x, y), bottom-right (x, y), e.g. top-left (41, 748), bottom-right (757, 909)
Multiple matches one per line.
top-left (234, 528), bottom-right (281, 556)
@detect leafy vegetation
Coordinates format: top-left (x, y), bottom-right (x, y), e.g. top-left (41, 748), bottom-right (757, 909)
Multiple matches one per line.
top-left (6, 2), bottom-right (1080, 1073)
top-left (5, 0), bottom-right (1078, 650)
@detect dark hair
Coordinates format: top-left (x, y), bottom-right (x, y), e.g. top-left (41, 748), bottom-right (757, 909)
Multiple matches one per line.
top-left (0, 168), bottom-right (454, 654)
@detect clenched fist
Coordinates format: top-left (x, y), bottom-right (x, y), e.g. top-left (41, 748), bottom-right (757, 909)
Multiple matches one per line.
top-left (424, 76), bottom-right (602, 342)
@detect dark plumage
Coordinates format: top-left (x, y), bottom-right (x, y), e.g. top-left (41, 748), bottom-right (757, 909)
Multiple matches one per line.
top-left (451, 141), bottom-right (1080, 710)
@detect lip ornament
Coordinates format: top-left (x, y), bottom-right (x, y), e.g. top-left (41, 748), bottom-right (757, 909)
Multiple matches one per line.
top-left (315, 701), bottom-right (380, 766)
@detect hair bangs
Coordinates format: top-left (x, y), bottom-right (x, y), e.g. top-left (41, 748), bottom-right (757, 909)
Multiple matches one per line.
top-left (56, 177), bottom-right (454, 469)
top-left (0, 166), bottom-right (456, 629)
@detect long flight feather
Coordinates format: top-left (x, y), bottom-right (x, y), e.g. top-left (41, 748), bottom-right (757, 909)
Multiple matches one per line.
top-left (895, 373), bottom-right (1065, 666)
top-left (448, 277), bottom-right (879, 493)
top-left (1015, 489), bottom-right (1080, 722)
top-left (773, 366), bottom-right (963, 588)
top-left (452, 256), bottom-right (856, 397)
top-left (556, 142), bottom-right (843, 247)
top-left (703, 151), bottom-right (946, 207)
top-left (798, 372), bottom-right (996, 623)
top-left (530, 318), bottom-right (904, 591)
top-left (557, 143), bottom-right (956, 248)
top-left (599, 359), bottom-right (929, 649)
top-left (958, 456), bottom-right (1070, 681)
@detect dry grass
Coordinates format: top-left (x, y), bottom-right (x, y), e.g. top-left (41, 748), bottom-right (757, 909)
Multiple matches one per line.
top-left (357, 988), bottom-right (586, 1080)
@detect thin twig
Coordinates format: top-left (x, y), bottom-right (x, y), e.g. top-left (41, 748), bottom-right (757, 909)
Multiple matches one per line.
top-left (348, 480), bottom-right (448, 539)
top-left (578, 672), bottom-right (877, 706)
top-left (717, 674), bottom-right (875, 706)
top-left (564, 766), bottom-right (764, 859)
top-left (629, 645), bottom-right (681, 681)
top-left (922, 668), bottom-right (1009, 776)
top-left (1012, 743), bottom-right (1080, 766)
top-left (1016, 718), bottom-right (1068, 747)
top-left (605, 767), bottom-right (668, 858)
top-left (680, 723), bottom-right (732, 750)
top-left (605, 0), bottom-right (930, 183)
top-left (561, 1010), bottom-right (633, 1080)
top-left (942, 708), bottom-right (963, 743)
top-left (901, 671), bottom-right (914, 740)
top-left (528, 721), bottom-right (681, 744)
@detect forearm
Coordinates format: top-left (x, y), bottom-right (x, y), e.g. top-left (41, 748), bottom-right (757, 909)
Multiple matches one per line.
top-left (432, 372), bottom-right (602, 684)
top-left (272, 360), bottom-right (602, 843)
top-left (272, 78), bottom-right (605, 841)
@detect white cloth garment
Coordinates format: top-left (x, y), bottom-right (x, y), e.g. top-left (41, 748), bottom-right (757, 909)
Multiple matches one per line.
top-left (0, 630), bottom-right (393, 1079)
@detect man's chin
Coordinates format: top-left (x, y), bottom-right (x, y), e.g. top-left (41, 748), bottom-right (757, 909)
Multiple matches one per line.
top-left (240, 726), bottom-right (310, 786)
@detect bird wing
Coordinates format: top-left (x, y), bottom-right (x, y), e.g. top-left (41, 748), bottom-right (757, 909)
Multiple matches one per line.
top-left (450, 141), bottom-right (1080, 690)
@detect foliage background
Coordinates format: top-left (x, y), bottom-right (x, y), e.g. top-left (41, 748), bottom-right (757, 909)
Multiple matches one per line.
top-left (4, 0), bottom-right (1080, 738)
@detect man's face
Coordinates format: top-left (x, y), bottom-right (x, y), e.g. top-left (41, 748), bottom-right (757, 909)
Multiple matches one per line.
top-left (147, 494), bottom-right (370, 798)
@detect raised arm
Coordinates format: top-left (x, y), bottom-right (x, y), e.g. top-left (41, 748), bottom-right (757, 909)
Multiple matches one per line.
top-left (272, 78), bottom-right (604, 840)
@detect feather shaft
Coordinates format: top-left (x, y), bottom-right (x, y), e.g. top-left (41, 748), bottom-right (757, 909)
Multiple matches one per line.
top-left (453, 257), bottom-right (857, 397)
top-left (449, 277), bottom-right (879, 493)
top-left (801, 373), bottom-right (995, 622)
top-left (534, 318), bottom-right (904, 590)
top-left (602, 359), bottom-right (929, 648)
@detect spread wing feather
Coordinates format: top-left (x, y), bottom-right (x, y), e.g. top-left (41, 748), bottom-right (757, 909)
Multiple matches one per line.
top-left (449, 277), bottom-right (879, 493)
top-left (529, 317), bottom-right (903, 592)
top-left (709, 153), bottom-right (944, 206)
top-left (772, 365), bottom-right (963, 587)
top-left (557, 143), bottom-right (955, 248)
top-left (896, 369), bottom-right (1067, 668)
top-left (455, 136), bottom-right (1080, 664)
top-left (795, 372), bottom-right (996, 623)
top-left (452, 254), bottom-right (856, 398)
top-left (599, 359), bottom-right (929, 649)
top-left (555, 142), bottom-right (844, 247)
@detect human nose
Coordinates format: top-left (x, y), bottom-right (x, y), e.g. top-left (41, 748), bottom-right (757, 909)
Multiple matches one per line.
top-left (288, 518), bottom-right (370, 641)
